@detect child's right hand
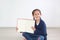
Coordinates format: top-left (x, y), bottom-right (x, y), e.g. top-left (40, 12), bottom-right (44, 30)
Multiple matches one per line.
top-left (31, 26), bottom-right (36, 31)
top-left (16, 26), bottom-right (18, 32)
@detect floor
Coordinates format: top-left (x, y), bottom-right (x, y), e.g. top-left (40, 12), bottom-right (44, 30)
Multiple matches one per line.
top-left (0, 27), bottom-right (60, 40)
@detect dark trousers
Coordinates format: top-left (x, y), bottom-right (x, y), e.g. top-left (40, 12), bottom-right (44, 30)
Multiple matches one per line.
top-left (22, 32), bottom-right (44, 40)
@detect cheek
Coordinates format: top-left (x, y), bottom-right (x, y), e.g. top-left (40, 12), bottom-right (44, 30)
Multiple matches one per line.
top-left (36, 15), bottom-right (40, 18)
top-left (33, 15), bottom-right (41, 18)
top-left (38, 15), bottom-right (40, 17)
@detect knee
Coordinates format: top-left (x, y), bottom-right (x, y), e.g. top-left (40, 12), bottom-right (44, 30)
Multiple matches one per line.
top-left (38, 35), bottom-right (44, 40)
top-left (40, 36), bottom-right (44, 39)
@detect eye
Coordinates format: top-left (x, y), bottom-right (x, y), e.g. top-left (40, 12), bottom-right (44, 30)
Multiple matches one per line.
top-left (37, 13), bottom-right (39, 15)
top-left (37, 13), bottom-right (40, 15)
top-left (35, 14), bottom-right (37, 15)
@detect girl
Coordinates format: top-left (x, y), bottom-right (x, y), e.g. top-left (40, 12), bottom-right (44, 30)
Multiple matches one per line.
top-left (22, 9), bottom-right (47, 40)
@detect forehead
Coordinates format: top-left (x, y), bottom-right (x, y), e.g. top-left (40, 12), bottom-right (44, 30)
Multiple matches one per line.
top-left (34, 11), bottom-right (40, 14)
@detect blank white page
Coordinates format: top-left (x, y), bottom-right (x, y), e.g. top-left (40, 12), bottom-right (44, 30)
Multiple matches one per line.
top-left (17, 18), bottom-right (35, 33)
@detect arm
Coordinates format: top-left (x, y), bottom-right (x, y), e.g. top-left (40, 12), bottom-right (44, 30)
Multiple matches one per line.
top-left (42, 23), bottom-right (47, 36)
top-left (42, 22), bottom-right (47, 40)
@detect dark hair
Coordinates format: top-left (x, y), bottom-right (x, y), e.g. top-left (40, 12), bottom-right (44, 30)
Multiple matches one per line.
top-left (32, 9), bottom-right (41, 15)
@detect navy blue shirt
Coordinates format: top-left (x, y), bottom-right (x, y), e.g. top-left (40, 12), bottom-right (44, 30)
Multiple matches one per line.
top-left (34, 18), bottom-right (47, 40)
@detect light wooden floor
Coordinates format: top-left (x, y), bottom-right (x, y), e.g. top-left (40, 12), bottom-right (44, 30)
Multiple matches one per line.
top-left (0, 27), bottom-right (60, 40)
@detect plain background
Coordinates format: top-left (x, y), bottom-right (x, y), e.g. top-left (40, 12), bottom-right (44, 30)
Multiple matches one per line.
top-left (0, 0), bottom-right (60, 27)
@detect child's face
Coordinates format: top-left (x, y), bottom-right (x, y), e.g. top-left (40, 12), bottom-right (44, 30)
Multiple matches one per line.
top-left (33, 11), bottom-right (41, 20)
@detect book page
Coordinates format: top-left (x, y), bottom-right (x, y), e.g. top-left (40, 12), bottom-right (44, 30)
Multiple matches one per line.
top-left (17, 18), bottom-right (35, 33)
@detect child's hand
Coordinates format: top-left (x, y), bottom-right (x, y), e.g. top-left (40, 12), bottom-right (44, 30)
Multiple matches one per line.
top-left (16, 26), bottom-right (18, 32)
top-left (31, 26), bottom-right (36, 31)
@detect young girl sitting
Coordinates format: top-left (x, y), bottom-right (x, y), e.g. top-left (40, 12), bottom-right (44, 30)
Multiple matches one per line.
top-left (22, 9), bottom-right (47, 40)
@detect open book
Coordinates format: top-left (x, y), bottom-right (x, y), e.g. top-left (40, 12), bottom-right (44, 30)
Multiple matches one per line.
top-left (16, 18), bottom-right (35, 33)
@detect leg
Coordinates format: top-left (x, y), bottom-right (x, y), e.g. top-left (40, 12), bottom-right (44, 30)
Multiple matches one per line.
top-left (32, 35), bottom-right (39, 40)
top-left (38, 35), bottom-right (44, 40)
top-left (23, 33), bottom-right (39, 40)
top-left (22, 32), bottom-right (33, 40)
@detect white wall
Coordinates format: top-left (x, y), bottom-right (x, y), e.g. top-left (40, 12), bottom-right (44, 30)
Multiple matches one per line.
top-left (0, 0), bottom-right (60, 27)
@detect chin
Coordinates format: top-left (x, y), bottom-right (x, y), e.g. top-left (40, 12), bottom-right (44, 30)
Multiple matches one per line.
top-left (35, 18), bottom-right (40, 20)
